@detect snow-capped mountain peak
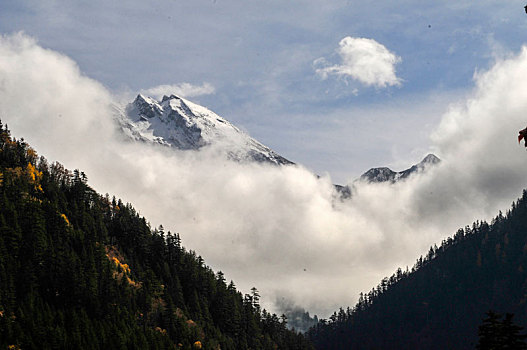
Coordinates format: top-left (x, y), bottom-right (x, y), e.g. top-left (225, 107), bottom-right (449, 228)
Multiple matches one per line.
top-left (420, 153), bottom-right (440, 166)
top-left (133, 94), bottom-right (163, 119)
top-left (360, 154), bottom-right (440, 183)
top-left (116, 94), bottom-right (292, 165)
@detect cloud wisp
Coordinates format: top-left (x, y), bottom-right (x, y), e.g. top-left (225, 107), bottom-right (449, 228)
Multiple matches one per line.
top-left (141, 82), bottom-right (216, 99)
top-left (315, 36), bottom-right (402, 88)
top-left (2, 33), bottom-right (527, 319)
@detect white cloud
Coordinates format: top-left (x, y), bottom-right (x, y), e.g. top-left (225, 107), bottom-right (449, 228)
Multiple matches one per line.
top-left (141, 82), bottom-right (215, 99)
top-left (316, 36), bottom-right (402, 88)
top-left (0, 32), bottom-right (116, 158)
top-left (3, 33), bottom-right (527, 319)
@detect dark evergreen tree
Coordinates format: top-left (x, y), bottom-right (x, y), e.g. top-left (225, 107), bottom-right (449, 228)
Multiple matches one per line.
top-left (477, 311), bottom-right (527, 350)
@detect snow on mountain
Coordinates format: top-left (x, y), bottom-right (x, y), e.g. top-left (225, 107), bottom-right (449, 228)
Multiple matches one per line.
top-left (115, 94), bottom-right (293, 165)
top-left (360, 154), bottom-right (440, 183)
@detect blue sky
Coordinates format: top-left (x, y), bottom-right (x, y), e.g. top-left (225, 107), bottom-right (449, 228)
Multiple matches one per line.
top-left (2, 1), bottom-right (527, 182)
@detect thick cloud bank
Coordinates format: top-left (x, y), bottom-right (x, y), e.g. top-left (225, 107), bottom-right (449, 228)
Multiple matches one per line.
top-left (2, 33), bottom-right (527, 317)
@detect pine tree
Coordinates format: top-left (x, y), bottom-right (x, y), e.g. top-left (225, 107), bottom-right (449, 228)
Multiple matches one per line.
top-left (475, 311), bottom-right (526, 350)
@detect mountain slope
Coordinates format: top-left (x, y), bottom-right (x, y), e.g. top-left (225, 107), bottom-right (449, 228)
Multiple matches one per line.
top-left (0, 121), bottom-right (312, 349)
top-left (307, 188), bottom-right (527, 349)
top-left (116, 94), bottom-right (293, 165)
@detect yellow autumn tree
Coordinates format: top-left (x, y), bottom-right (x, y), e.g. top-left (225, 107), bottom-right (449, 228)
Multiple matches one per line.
top-left (61, 213), bottom-right (71, 226)
top-left (111, 256), bottom-right (131, 274)
top-left (26, 162), bottom-right (43, 192)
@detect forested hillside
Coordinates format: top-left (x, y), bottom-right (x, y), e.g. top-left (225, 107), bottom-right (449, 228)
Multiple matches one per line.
top-left (0, 121), bottom-right (313, 349)
top-left (308, 187), bottom-right (527, 348)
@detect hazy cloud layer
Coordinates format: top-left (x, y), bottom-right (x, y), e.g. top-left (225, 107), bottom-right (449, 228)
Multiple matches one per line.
top-left (141, 82), bottom-right (215, 99)
top-left (2, 33), bottom-right (527, 318)
top-left (315, 36), bottom-right (402, 88)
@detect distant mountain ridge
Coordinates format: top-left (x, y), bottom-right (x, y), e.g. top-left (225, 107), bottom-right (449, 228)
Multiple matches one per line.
top-left (115, 94), bottom-right (293, 165)
top-left (360, 154), bottom-right (440, 183)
